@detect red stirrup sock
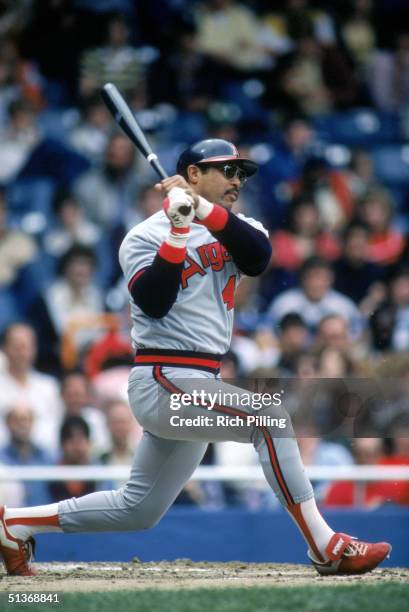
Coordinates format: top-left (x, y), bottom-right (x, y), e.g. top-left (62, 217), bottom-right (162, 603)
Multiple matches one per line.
top-left (287, 498), bottom-right (334, 562)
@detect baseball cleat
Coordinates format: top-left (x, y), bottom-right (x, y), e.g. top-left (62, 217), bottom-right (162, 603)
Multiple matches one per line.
top-left (0, 506), bottom-right (36, 576)
top-left (308, 532), bottom-right (391, 575)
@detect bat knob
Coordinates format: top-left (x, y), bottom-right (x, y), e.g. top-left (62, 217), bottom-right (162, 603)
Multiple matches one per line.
top-left (178, 205), bottom-right (192, 216)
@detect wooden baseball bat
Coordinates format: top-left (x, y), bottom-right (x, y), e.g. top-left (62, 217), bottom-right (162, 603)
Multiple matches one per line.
top-left (101, 83), bottom-right (192, 215)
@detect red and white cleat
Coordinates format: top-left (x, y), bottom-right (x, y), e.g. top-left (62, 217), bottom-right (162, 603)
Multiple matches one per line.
top-left (0, 506), bottom-right (36, 576)
top-left (309, 532), bottom-right (392, 575)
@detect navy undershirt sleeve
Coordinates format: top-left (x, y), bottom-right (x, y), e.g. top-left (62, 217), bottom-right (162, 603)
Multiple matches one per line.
top-left (130, 254), bottom-right (183, 319)
top-left (212, 212), bottom-right (272, 276)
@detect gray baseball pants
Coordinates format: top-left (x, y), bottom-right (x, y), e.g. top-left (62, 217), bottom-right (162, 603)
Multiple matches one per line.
top-left (58, 366), bottom-right (313, 532)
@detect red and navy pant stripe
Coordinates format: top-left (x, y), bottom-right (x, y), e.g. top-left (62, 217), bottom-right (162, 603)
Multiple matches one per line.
top-left (153, 364), bottom-right (295, 507)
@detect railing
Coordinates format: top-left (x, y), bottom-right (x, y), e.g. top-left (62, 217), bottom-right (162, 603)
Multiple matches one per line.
top-left (0, 465), bottom-right (408, 482)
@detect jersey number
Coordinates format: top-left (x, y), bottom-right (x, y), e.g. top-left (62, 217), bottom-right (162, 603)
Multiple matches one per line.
top-left (222, 275), bottom-right (236, 311)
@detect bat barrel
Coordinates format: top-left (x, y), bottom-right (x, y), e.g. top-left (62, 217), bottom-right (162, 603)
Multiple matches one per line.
top-left (101, 83), bottom-right (168, 181)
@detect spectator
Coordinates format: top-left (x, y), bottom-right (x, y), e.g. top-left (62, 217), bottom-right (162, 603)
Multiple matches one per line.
top-left (271, 195), bottom-right (340, 271)
top-left (60, 370), bottom-right (110, 455)
top-left (20, 0), bottom-right (83, 107)
top-left (316, 314), bottom-right (351, 353)
top-left (79, 13), bottom-right (145, 97)
top-left (296, 422), bottom-right (354, 502)
top-left (346, 149), bottom-right (377, 200)
top-left (0, 403), bottom-right (53, 505)
top-left (100, 399), bottom-right (141, 487)
top-left (214, 440), bottom-right (270, 509)
top-left (298, 429), bottom-right (353, 474)
top-left (274, 0), bottom-right (337, 46)
top-left (255, 114), bottom-right (317, 228)
top-left (48, 415), bottom-right (108, 503)
top-left (341, 0), bottom-right (376, 73)
top-left (378, 414), bottom-right (409, 505)
top-left (317, 347), bottom-right (355, 378)
top-left (44, 189), bottom-right (101, 259)
top-left (69, 94), bottom-right (112, 164)
top-left (195, 0), bottom-right (272, 73)
top-left (358, 189), bottom-right (406, 266)
top-left (268, 257), bottom-right (362, 337)
top-left (292, 351), bottom-right (319, 378)
top-left (30, 245), bottom-right (105, 370)
top-left (368, 32), bottom-right (409, 112)
top-left (229, 277), bottom-right (279, 374)
top-left (0, 188), bottom-right (37, 281)
top-left (0, 188), bottom-right (38, 328)
top-left (289, 155), bottom-right (354, 231)
top-left (126, 184), bottom-right (163, 230)
top-left (275, 313), bottom-right (309, 376)
top-left (100, 399), bottom-right (139, 464)
top-left (0, 98), bottom-right (89, 194)
top-left (0, 35), bottom-right (44, 128)
top-left (74, 133), bottom-right (139, 230)
top-left (334, 222), bottom-right (385, 305)
top-left (269, 33), bottom-right (357, 116)
top-left (83, 328), bottom-right (134, 402)
top-left (220, 350), bottom-right (240, 379)
top-left (324, 436), bottom-right (409, 507)
top-left (149, 22), bottom-right (214, 111)
top-left (370, 267), bottom-right (409, 352)
top-left (0, 99), bottom-right (40, 183)
top-left (0, 323), bottom-right (63, 452)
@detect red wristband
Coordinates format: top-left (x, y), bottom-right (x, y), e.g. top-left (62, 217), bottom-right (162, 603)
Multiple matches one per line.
top-left (201, 204), bottom-right (228, 231)
top-left (158, 241), bottom-right (186, 264)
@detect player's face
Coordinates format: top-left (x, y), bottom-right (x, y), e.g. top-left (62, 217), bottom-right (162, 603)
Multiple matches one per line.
top-left (193, 164), bottom-right (246, 209)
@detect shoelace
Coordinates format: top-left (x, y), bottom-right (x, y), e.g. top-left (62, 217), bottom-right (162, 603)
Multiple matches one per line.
top-left (13, 538), bottom-right (35, 574)
top-left (343, 541), bottom-right (368, 557)
top-left (24, 538), bottom-right (35, 561)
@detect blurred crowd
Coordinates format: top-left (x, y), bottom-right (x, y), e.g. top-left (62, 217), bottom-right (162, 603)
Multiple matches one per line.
top-left (0, 0), bottom-right (408, 509)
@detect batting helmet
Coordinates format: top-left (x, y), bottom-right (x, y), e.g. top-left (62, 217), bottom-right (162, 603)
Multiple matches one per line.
top-left (176, 139), bottom-right (258, 177)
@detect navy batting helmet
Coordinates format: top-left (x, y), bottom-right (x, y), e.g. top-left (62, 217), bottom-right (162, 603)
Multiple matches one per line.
top-left (176, 139), bottom-right (258, 177)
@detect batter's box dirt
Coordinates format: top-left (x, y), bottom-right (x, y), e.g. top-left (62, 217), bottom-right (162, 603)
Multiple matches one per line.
top-left (1, 561), bottom-right (408, 592)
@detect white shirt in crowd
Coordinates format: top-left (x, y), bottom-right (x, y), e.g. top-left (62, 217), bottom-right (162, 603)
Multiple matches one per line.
top-left (0, 369), bottom-right (63, 453)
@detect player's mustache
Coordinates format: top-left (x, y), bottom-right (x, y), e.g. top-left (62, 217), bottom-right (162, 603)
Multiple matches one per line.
top-left (225, 188), bottom-right (239, 198)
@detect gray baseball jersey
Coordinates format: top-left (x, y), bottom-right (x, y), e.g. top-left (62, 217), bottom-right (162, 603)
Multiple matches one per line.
top-left (119, 210), bottom-right (268, 354)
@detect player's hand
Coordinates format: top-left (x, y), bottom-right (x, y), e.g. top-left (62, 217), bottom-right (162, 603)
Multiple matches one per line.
top-left (163, 187), bottom-right (195, 229)
top-left (155, 175), bottom-right (190, 194)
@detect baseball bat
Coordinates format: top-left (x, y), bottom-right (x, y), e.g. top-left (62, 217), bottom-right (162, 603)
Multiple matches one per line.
top-left (100, 83), bottom-right (192, 215)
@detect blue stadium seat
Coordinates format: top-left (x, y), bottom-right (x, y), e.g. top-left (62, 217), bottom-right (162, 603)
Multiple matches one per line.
top-left (313, 109), bottom-right (403, 147)
top-left (6, 178), bottom-right (56, 224)
top-left (0, 289), bottom-right (21, 333)
top-left (38, 109), bottom-right (79, 142)
top-left (162, 112), bottom-right (207, 144)
top-left (220, 80), bottom-right (270, 124)
top-left (372, 145), bottom-right (409, 187)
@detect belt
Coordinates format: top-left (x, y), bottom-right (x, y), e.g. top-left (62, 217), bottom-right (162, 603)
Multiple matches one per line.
top-left (134, 349), bottom-right (224, 373)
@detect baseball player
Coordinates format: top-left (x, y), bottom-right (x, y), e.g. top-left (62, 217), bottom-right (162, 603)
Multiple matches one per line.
top-left (0, 139), bottom-right (390, 576)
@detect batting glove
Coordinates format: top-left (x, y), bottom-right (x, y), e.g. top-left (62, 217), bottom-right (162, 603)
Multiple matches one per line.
top-left (163, 187), bottom-right (195, 248)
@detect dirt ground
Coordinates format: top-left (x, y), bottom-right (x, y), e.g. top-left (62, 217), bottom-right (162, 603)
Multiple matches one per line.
top-left (1, 561), bottom-right (408, 592)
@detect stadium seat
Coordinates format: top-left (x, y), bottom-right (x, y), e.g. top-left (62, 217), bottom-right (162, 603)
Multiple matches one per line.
top-left (0, 289), bottom-right (21, 333)
top-left (372, 145), bottom-right (409, 187)
top-left (38, 109), bottom-right (80, 142)
top-left (161, 112), bottom-right (207, 144)
top-left (6, 178), bottom-right (56, 224)
top-left (313, 109), bottom-right (403, 147)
